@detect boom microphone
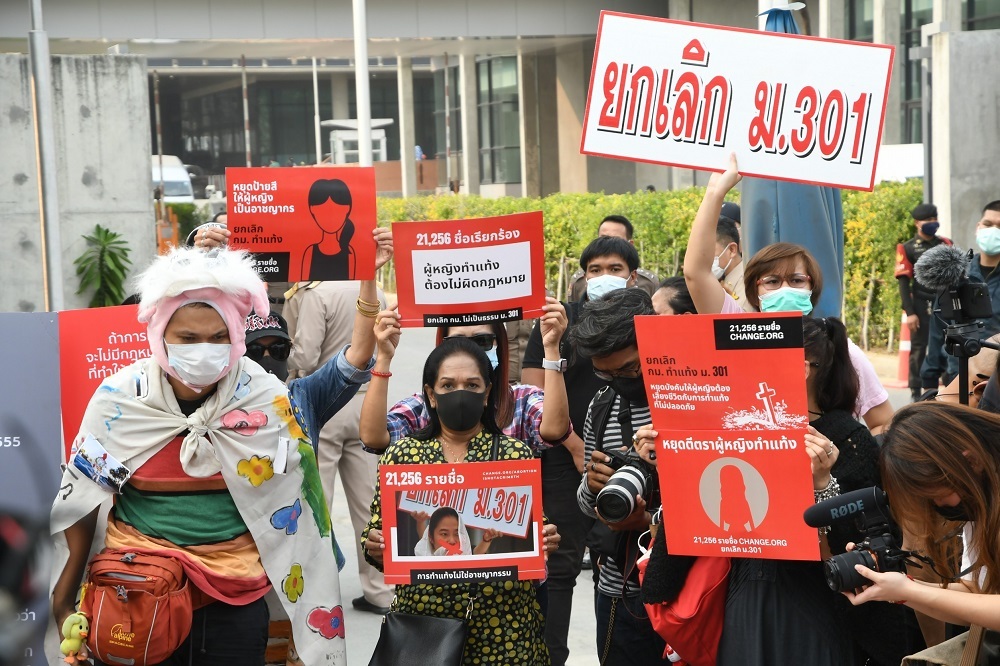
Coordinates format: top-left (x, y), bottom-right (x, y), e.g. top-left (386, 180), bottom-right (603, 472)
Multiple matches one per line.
top-left (914, 244), bottom-right (970, 292)
top-left (803, 486), bottom-right (891, 528)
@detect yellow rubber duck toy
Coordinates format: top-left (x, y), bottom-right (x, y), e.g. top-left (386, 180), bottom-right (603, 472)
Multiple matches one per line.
top-left (59, 612), bottom-right (90, 664)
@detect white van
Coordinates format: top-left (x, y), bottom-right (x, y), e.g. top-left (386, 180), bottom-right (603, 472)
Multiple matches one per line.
top-left (151, 155), bottom-right (195, 204)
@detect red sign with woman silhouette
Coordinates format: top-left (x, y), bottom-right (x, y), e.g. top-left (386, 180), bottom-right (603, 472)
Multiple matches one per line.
top-left (226, 166), bottom-right (377, 281)
top-left (635, 313), bottom-right (819, 560)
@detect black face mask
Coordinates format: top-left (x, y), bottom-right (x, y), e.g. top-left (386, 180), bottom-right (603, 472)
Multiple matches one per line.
top-left (611, 376), bottom-right (648, 406)
top-left (433, 390), bottom-right (486, 431)
top-left (256, 356), bottom-right (289, 383)
top-left (933, 503), bottom-right (971, 522)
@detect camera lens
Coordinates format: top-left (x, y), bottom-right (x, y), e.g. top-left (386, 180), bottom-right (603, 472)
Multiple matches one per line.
top-left (824, 549), bottom-right (878, 592)
top-left (596, 466), bottom-right (648, 524)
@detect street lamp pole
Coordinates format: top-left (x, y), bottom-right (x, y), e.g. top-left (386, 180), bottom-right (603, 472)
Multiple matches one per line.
top-left (352, 0), bottom-right (373, 167)
top-left (27, 0), bottom-right (64, 311)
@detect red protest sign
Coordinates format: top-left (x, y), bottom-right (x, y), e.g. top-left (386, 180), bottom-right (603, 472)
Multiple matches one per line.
top-left (582, 13), bottom-right (895, 191)
top-left (226, 166), bottom-right (377, 281)
top-left (58, 305), bottom-right (149, 458)
top-left (392, 212), bottom-right (546, 328)
top-left (380, 460), bottom-right (545, 585)
top-left (635, 313), bottom-right (818, 560)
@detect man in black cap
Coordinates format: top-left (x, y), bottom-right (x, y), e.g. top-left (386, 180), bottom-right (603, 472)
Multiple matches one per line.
top-left (720, 200), bottom-right (741, 232)
top-left (895, 203), bottom-right (951, 401)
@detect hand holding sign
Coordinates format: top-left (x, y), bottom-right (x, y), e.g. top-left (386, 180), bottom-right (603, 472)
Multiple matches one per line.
top-left (709, 152), bottom-right (742, 194)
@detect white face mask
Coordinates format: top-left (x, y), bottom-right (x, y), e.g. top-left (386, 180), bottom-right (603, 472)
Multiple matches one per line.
top-left (586, 274), bottom-right (628, 301)
top-left (711, 245), bottom-right (735, 281)
top-left (166, 342), bottom-right (232, 387)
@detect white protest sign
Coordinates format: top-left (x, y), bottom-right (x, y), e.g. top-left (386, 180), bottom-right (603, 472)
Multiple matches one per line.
top-left (398, 486), bottom-right (534, 538)
top-left (581, 13), bottom-right (895, 191)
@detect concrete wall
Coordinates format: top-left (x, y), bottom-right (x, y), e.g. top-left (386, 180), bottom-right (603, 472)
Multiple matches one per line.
top-left (0, 55), bottom-right (155, 313)
top-left (0, 0), bottom-right (670, 41)
top-left (931, 29), bottom-right (1000, 248)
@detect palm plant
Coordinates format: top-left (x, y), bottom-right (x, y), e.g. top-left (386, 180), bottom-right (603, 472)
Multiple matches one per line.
top-left (74, 225), bottom-right (133, 307)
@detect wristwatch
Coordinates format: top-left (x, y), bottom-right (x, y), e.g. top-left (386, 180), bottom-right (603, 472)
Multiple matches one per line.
top-left (542, 358), bottom-right (568, 373)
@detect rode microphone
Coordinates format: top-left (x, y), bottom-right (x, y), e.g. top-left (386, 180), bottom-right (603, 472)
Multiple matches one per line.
top-left (803, 486), bottom-right (891, 528)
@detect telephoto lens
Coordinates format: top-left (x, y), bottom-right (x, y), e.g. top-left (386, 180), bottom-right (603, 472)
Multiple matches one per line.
top-left (596, 466), bottom-right (649, 523)
top-left (824, 549), bottom-right (878, 592)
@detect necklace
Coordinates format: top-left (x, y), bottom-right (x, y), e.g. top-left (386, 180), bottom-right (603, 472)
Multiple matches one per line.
top-left (440, 439), bottom-right (468, 464)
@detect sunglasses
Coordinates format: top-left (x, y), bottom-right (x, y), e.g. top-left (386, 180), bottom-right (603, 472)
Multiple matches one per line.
top-left (442, 333), bottom-right (497, 352)
top-left (246, 340), bottom-right (291, 362)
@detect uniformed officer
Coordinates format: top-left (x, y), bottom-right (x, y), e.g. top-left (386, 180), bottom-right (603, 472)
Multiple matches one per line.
top-left (568, 215), bottom-right (658, 300)
top-left (895, 203), bottom-right (951, 401)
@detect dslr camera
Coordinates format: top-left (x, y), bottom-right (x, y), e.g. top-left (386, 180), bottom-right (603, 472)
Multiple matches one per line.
top-left (595, 448), bottom-right (659, 524)
top-left (804, 487), bottom-right (914, 593)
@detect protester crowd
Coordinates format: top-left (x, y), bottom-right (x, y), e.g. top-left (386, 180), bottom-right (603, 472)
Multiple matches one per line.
top-left (49, 156), bottom-right (1000, 666)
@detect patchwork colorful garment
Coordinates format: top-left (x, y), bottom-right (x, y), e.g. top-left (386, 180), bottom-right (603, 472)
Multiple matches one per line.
top-left (51, 356), bottom-right (346, 665)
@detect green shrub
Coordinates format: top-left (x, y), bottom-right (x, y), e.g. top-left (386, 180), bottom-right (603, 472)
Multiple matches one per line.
top-left (166, 203), bottom-right (210, 243)
top-left (74, 224), bottom-right (133, 307)
top-left (377, 178), bottom-right (922, 350)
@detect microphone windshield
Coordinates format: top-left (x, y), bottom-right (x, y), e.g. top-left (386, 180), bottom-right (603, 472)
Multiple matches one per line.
top-left (914, 244), bottom-right (968, 292)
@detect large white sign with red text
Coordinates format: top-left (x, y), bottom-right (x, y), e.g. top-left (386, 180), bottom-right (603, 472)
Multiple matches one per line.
top-left (581, 14), bottom-right (895, 191)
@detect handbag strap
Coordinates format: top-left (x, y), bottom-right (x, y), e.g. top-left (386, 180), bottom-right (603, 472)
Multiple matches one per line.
top-left (490, 433), bottom-right (501, 461)
top-left (961, 625), bottom-right (986, 666)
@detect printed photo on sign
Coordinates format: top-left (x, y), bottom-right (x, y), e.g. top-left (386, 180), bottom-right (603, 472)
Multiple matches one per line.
top-left (226, 166), bottom-right (377, 281)
top-left (581, 13), bottom-right (894, 190)
top-left (635, 313), bottom-right (819, 560)
top-left (59, 304), bottom-right (150, 458)
top-left (379, 460), bottom-right (545, 585)
top-left (392, 212), bottom-right (547, 327)
top-left (69, 433), bottom-right (132, 494)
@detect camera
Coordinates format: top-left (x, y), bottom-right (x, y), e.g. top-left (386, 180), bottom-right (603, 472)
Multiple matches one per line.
top-left (595, 448), bottom-right (658, 524)
top-left (803, 487), bottom-right (914, 593)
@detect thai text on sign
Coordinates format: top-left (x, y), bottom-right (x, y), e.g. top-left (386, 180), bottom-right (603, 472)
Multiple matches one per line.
top-left (582, 13), bottom-right (894, 191)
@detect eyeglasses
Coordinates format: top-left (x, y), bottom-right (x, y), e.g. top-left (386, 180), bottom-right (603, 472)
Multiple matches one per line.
top-left (246, 340), bottom-right (291, 362)
top-left (442, 333), bottom-right (496, 352)
top-left (593, 362), bottom-right (642, 382)
top-left (757, 273), bottom-right (812, 291)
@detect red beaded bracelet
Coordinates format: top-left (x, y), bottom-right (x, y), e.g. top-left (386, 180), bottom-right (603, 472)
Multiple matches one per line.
top-left (370, 370), bottom-right (392, 378)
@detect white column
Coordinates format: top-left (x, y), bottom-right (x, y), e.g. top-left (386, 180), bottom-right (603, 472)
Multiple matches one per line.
top-left (458, 54), bottom-right (479, 195)
top-left (351, 0), bottom-right (373, 166)
top-left (933, 0), bottom-right (962, 30)
top-left (331, 73), bottom-right (349, 120)
top-left (818, 0), bottom-right (846, 38)
top-left (668, 0), bottom-right (692, 20)
top-left (874, 0), bottom-right (902, 144)
top-left (397, 57), bottom-right (417, 197)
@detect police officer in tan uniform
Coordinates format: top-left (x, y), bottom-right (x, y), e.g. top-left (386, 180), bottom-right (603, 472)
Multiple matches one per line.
top-left (567, 215), bottom-right (658, 301)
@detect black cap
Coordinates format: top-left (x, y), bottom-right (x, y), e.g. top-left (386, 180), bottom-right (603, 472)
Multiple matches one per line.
top-left (244, 311), bottom-right (291, 345)
top-left (720, 201), bottom-right (741, 224)
top-left (911, 203), bottom-right (938, 221)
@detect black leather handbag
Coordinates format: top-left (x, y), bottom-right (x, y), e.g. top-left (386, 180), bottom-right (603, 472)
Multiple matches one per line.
top-left (367, 595), bottom-right (474, 666)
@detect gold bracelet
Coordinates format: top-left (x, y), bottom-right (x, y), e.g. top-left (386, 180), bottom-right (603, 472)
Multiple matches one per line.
top-left (356, 299), bottom-right (380, 318)
top-left (356, 303), bottom-right (380, 319)
top-left (357, 296), bottom-right (381, 309)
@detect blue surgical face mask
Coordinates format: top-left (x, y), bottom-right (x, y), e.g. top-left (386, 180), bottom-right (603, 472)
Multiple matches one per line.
top-left (977, 227), bottom-right (1000, 256)
top-left (759, 286), bottom-right (814, 315)
top-left (586, 274), bottom-right (628, 301)
top-left (485, 347), bottom-right (499, 370)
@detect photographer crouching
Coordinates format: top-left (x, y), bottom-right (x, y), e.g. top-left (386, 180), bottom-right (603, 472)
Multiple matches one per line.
top-left (573, 289), bottom-right (668, 665)
top-left (847, 402), bottom-right (1000, 637)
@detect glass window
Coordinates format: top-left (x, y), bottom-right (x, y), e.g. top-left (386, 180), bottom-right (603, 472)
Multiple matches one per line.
top-left (432, 66), bottom-right (463, 188)
top-left (846, 0), bottom-right (874, 41)
top-left (477, 56), bottom-right (521, 185)
top-left (968, 0), bottom-right (1000, 29)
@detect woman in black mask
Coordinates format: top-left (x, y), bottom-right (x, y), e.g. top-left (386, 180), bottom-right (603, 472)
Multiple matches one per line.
top-left (362, 337), bottom-right (552, 664)
top-left (848, 403), bottom-right (1000, 632)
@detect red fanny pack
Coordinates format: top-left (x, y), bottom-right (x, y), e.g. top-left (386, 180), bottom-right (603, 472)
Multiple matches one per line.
top-left (637, 549), bottom-right (730, 666)
top-left (81, 550), bottom-right (193, 666)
